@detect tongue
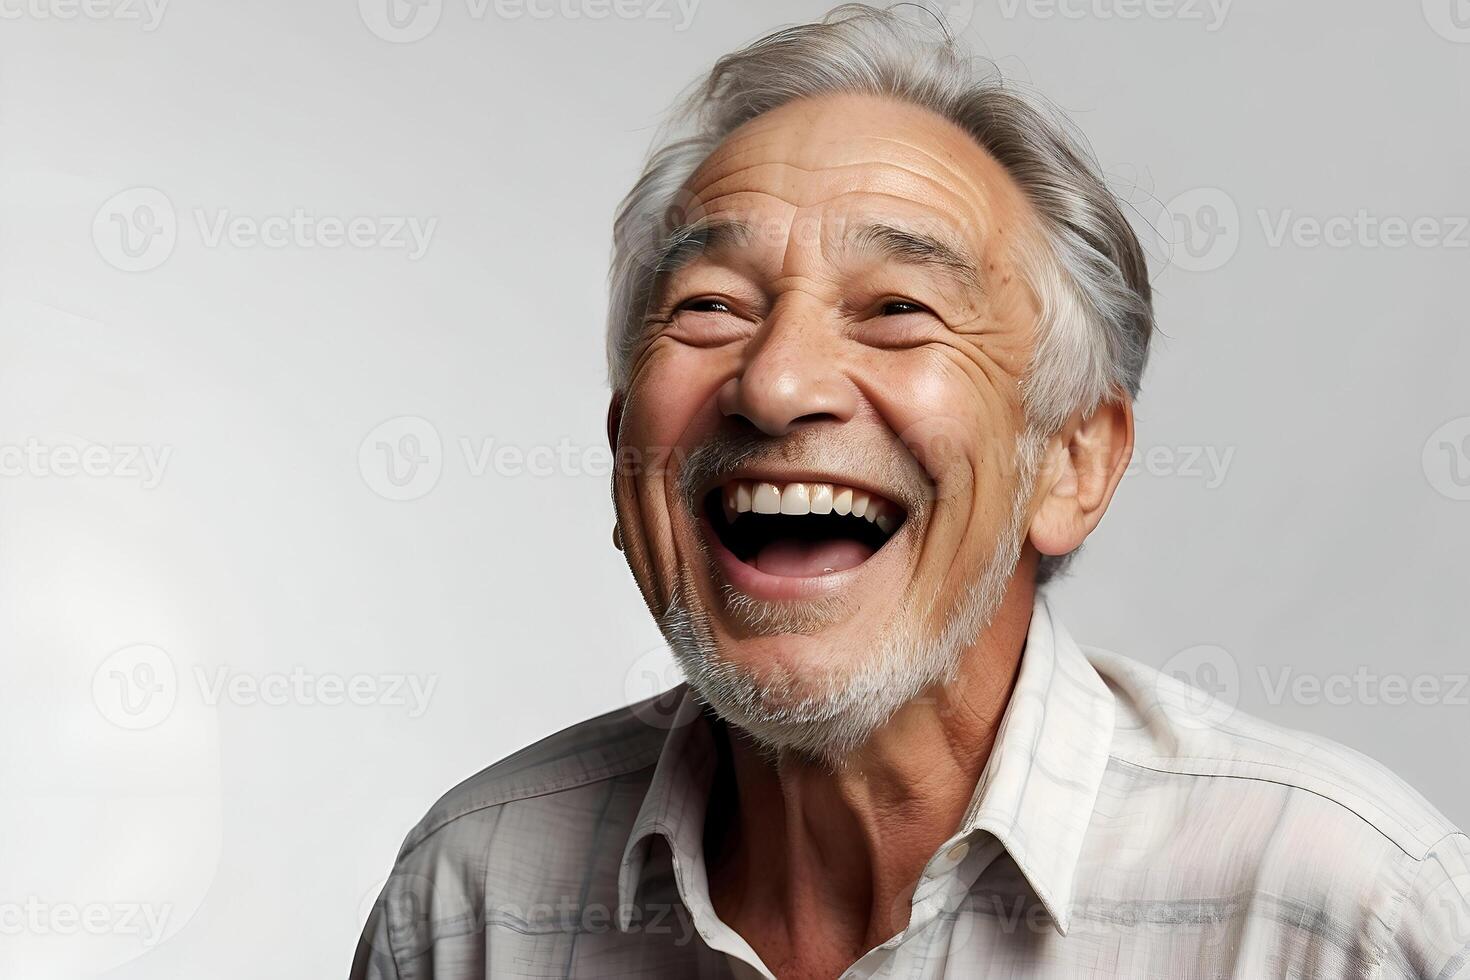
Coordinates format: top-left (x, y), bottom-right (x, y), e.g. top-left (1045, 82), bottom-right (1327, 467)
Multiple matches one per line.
top-left (753, 537), bottom-right (874, 577)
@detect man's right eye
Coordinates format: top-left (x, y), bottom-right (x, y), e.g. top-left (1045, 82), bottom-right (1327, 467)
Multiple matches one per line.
top-left (678, 298), bottom-right (734, 314)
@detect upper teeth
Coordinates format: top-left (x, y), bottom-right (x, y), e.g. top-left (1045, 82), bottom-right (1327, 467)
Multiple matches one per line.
top-left (722, 480), bottom-right (901, 534)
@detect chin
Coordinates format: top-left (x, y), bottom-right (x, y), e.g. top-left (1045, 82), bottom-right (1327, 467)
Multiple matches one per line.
top-left (660, 586), bottom-right (954, 764)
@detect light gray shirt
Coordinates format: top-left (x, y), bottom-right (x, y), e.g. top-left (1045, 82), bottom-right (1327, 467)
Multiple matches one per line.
top-left (351, 598), bottom-right (1470, 978)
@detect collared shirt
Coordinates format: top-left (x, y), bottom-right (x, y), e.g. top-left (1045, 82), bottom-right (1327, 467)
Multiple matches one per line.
top-left (351, 598), bottom-right (1470, 978)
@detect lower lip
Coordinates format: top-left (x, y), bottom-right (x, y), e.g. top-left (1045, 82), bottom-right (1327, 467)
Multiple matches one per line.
top-left (699, 514), bottom-right (883, 602)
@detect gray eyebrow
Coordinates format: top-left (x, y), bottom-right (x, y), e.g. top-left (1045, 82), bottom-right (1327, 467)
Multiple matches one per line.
top-left (652, 218), bottom-right (753, 279)
top-left (846, 221), bottom-right (983, 293)
top-left (650, 217), bottom-right (982, 294)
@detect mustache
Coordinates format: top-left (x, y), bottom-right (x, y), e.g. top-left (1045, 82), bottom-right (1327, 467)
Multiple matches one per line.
top-left (677, 428), bottom-right (933, 518)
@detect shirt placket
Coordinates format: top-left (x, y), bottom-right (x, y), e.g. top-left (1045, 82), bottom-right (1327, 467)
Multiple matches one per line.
top-left (838, 832), bottom-right (1004, 980)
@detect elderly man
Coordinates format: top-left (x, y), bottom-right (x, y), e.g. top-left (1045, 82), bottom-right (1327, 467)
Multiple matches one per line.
top-left (351, 6), bottom-right (1468, 978)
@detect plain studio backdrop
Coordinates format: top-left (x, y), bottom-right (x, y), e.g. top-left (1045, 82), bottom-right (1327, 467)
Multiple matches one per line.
top-left (1, 0), bottom-right (1466, 976)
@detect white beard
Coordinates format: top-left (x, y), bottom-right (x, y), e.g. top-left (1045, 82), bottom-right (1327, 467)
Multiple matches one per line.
top-left (659, 434), bottom-right (1040, 768)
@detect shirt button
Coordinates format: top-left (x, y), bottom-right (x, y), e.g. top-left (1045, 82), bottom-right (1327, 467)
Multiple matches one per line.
top-left (945, 840), bottom-right (970, 864)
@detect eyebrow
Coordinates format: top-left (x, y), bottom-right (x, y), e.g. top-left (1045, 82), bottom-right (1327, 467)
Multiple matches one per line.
top-left (649, 216), bottom-right (983, 294)
top-left (652, 218), bottom-right (753, 280)
top-left (845, 221), bottom-right (983, 293)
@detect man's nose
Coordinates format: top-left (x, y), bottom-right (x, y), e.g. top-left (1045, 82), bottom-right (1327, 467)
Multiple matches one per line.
top-left (716, 308), bottom-right (856, 436)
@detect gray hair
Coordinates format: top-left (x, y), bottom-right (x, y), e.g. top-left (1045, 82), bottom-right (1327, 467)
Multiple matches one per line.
top-left (606, 3), bottom-right (1155, 583)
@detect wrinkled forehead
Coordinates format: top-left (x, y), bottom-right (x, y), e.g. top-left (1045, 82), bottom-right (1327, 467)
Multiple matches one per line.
top-left (680, 93), bottom-right (1039, 268)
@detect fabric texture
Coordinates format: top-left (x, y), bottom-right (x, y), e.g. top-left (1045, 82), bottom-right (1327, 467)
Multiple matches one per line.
top-left (350, 598), bottom-right (1470, 978)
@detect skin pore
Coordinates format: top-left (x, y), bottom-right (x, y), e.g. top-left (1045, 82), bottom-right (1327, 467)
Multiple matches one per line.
top-left (609, 93), bottom-right (1133, 978)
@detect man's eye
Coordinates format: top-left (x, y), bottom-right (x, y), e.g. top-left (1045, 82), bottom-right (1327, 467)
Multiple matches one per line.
top-left (879, 299), bottom-right (929, 316)
top-left (679, 298), bottom-right (734, 314)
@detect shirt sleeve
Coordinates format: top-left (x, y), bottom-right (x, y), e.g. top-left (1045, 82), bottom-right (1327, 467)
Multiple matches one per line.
top-left (1382, 831), bottom-right (1470, 978)
top-left (349, 879), bottom-right (403, 980)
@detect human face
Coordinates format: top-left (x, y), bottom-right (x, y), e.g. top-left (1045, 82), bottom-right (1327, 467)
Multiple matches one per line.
top-left (612, 93), bottom-right (1046, 738)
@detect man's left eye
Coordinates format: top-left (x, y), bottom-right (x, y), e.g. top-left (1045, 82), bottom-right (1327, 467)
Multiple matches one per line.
top-left (878, 299), bottom-right (929, 317)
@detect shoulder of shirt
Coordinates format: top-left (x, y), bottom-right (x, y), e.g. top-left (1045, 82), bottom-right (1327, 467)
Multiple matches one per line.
top-left (1082, 645), bottom-right (1464, 861)
top-left (392, 687), bottom-right (677, 861)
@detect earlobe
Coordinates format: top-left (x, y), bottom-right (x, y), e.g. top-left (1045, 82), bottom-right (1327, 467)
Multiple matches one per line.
top-left (1028, 437), bottom-right (1083, 558)
top-left (1026, 397), bottom-right (1134, 558)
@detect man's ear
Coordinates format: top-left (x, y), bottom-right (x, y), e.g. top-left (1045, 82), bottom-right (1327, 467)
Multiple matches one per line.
top-left (1028, 396), bottom-right (1134, 559)
top-left (606, 391), bottom-right (624, 451)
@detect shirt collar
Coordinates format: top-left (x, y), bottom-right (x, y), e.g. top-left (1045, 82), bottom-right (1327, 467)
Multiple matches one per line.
top-left (955, 595), bottom-right (1116, 935)
top-left (616, 595), bottom-right (1116, 937)
top-left (616, 687), bottom-right (716, 930)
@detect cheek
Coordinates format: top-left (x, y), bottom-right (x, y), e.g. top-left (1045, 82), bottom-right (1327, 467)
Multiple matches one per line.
top-left (861, 343), bottom-right (1027, 502)
top-left (615, 342), bottom-right (732, 531)
top-left (613, 346), bottom-right (725, 610)
top-left (619, 343), bottom-right (726, 464)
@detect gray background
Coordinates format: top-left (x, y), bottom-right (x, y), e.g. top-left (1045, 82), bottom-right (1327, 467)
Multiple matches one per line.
top-left (1, 0), bottom-right (1466, 976)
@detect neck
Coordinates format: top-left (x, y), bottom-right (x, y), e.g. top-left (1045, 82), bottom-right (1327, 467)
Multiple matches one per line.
top-left (705, 570), bottom-right (1037, 969)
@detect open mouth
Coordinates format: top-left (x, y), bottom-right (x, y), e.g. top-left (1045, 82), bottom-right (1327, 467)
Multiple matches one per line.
top-left (702, 479), bottom-right (907, 579)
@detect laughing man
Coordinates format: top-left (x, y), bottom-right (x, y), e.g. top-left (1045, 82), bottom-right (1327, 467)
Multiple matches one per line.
top-left (352, 7), bottom-right (1469, 978)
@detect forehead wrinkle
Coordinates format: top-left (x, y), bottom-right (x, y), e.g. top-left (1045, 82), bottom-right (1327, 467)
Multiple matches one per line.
top-left (688, 99), bottom-right (1039, 276)
top-left (690, 165), bottom-right (984, 239)
top-left (689, 132), bottom-right (1002, 225)
top-left (694, 105), bottom-right (1001, 197)
top-left (695, 132), bottom-right (959, 182)
top-left (855, 133), bottom-right (997, 209)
